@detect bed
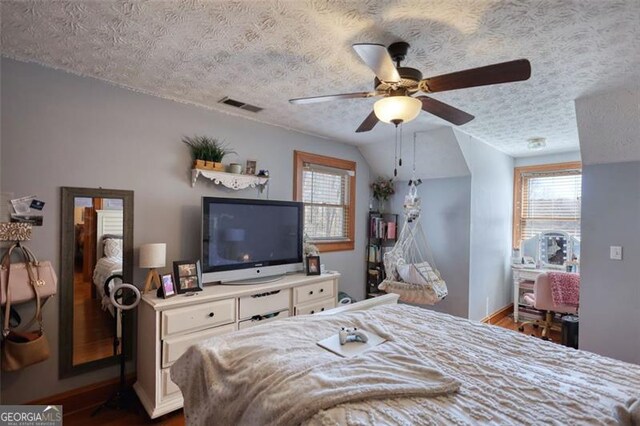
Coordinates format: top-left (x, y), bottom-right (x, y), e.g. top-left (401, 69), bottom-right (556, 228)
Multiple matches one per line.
top-left (91, 209), bottom-right (124, 314)
top-left (171, 295), bottom-right (640, 425)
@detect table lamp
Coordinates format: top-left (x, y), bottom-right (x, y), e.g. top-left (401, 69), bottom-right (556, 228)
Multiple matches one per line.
top-left (140, 243), bottom-right (166, 293)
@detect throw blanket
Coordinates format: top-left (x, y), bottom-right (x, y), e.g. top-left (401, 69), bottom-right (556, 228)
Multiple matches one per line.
top-left (549, 272), bottom-right (580, 307)
top-left (171, 309), bottom-right (460, 426)
top-left (614, 398), bottom-right (640, 426)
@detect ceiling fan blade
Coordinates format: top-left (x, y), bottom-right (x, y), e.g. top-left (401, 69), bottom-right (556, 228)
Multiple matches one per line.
top-left (416, 96), bottom-right (474, 125)
top-left (352, 43), bottom-right (401, 83)
top-left (289, 92), bottom-right (376, 105)
top-left (355, 110), bottom-right (379, 133)
top-left (421, 59), bottom-right (531, 93)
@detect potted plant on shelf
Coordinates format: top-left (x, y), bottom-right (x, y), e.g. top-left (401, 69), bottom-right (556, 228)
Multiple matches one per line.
top-left (371, 177), bottom-right (395, 213)
top-left (183, 135), bottom-right (235, 171)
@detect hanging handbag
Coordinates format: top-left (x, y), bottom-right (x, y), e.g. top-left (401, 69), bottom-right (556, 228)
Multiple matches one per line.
top-left (2, 245), bottom-right (50, 371)
top-left (1, 244), bottom-right (57, 306)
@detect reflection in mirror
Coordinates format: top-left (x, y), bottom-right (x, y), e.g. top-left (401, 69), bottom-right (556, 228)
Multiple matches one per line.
top-left (60, 187), bottom-right (133, 378)
top-left (72, 197), bottom-right (124, 365)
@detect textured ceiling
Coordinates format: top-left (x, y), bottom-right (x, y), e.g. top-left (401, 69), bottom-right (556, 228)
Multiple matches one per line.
top-left (2, 0), bottom-right (639, 156)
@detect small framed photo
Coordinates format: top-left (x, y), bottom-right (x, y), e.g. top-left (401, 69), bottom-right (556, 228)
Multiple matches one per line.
top-left (159, 273), bottom-right (176, 298)
top-left (173, 260), bottom-right (203, 294)
top-left (306, 255), bottom-right (320, 276)
top-left (245, 160), bottom-right (257, 175)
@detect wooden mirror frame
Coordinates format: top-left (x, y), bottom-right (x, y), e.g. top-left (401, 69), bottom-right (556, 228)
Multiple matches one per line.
top-left (59, 187), bottom-right (134, 378)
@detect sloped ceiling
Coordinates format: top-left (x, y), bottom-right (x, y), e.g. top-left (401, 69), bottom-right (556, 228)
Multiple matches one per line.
top-left (359, 126), bottom-right (470, 180)
top-left (1, 1), bottom-right (639, 156)
top-left (576, 88), bottom-right (640, 165)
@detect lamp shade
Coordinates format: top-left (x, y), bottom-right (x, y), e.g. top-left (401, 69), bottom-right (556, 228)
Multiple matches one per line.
top-left (139, 243), bottom-right (166, 268)
top-left (374, 96), bottom-right (422, 124)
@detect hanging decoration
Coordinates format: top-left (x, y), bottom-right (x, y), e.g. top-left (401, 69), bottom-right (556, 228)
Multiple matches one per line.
top-left (378, 132), bottom-right (448, 305)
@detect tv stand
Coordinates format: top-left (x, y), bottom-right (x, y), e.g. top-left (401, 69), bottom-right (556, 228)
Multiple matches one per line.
top-left (134, 272), bottom-right (340, 419)
top-left (225, 274), bottom-right (285, 285)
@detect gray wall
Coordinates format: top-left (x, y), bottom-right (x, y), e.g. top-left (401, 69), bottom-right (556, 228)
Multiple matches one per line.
top-left (0, 58), bottom-right (370, 403)
top-left (575, 88), bottom-right (640, 364)
top-left (579, 161), bottom-right (639, 364)
top-left (456, 130), bottom-right (514, 320)
top-left (389, 177), bottom-right (471, 318)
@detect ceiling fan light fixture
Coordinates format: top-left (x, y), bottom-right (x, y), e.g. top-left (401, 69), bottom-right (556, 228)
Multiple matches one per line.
top-left (373, 96), bottom-right (422, 125)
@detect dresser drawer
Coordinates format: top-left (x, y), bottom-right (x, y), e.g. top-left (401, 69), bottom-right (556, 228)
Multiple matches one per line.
top-left (239, 289), bottom-right (290, 320)
top-left (294, 280), bottom-right (334, 305)
top-left (238, 309), bottom-right (289, 330)
top-left (161, 368), bottom-right (181, 399)
top-left (162, 323), bottom-right (235, 368)
top-left (161, 298), bottom-right (235, 338)
top-left (295, 298), bottom-right (336, 316)
top-left (516, 269), bottom-right (543, 282)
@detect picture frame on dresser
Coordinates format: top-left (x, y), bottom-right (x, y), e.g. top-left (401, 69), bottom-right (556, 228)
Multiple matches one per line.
top-left (159, 273), bottom-right (176, 298)
top-left (173, 260), bottom-right (203, 294)
top-left (306, 256), bottom-right (320, 275)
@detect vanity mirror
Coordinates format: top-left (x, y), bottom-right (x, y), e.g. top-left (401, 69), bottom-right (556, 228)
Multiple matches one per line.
top-left (60, 187), bottom-right (133, 378)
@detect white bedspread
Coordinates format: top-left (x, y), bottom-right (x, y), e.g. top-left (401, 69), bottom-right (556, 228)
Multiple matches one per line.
top-left (172, 304), bottom-right (640, 425)
top-left (92, 256), bottom-right (121, 314)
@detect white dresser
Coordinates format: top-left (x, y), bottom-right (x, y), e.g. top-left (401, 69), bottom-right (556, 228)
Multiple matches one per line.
top-left (134, 272), bottom-right (340, 418)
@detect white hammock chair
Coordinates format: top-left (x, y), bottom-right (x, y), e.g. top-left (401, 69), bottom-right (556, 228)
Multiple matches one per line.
top-left (378, 180), bottom-right (448, 305)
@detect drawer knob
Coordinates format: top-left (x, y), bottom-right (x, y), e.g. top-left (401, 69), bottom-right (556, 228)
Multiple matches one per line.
top-left (320, 288), bottom-right (324, 293)
top-left (310, 310), bottom-right (315, 314)
top-left (208, 312), bottom-right (215, 318)
top-left (321, 308), bottom-right (325, 311)
top-left (309, 290), bottom-right (314, 295)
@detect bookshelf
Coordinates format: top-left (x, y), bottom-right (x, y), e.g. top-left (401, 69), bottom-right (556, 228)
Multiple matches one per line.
top-left (366, 211), bottom-right (398, 299)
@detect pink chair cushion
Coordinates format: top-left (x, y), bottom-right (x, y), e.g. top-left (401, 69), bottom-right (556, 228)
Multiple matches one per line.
top-left (532, 274), bottom-right (578, 314)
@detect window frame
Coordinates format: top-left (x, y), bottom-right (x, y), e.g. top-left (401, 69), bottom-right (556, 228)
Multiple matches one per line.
top-left (293, 150), bottom-right (356, 252)
top-left (512, 161), bottom-right (582, 249)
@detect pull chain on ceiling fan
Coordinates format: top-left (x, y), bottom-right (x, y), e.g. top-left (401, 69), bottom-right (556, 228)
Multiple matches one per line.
top-left (289, 41), bottom-right (531, 133)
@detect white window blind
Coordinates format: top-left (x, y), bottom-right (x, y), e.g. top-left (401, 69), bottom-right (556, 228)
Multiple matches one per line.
top-left (302, 163), bottom-right (351, 241)
top-left (519, 169), bottom-right (582, 242)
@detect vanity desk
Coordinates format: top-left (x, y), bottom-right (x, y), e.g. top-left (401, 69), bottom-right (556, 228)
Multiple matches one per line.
top-left (134, 272), bottom-right (339, 418)
top-left (511, 266), bottom-right (579, 322)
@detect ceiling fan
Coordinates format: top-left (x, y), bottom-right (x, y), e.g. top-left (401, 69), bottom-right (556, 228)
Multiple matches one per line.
top-left (289, 42), bottom-right (531, 132)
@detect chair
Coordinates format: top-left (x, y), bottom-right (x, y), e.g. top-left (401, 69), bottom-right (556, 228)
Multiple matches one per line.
top-left (518, 273), bottom-right (578, 340)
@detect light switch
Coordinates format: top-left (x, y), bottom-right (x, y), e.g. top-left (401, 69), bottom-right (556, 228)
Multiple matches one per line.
top-left (610, 246), bottom-right (623, 260)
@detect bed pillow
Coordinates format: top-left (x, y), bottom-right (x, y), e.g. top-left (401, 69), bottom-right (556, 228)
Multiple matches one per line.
top-left (104, 237), bottom-right (123, 258)
top-left (397, 261), bottom-right (439, 284)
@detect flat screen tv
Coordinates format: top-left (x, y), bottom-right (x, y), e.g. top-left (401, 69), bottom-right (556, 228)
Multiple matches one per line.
top-left (202, 197), bottom-right (303, 284)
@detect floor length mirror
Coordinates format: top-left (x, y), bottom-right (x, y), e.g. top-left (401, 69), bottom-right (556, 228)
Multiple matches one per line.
top-left (60, 187), bottom-right (133, 378)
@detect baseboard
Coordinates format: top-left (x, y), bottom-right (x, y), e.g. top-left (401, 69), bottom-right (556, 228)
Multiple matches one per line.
top-left (481, 303), bottom-right (514, 325)
top-left (28, 374), bottom-right (135, 416)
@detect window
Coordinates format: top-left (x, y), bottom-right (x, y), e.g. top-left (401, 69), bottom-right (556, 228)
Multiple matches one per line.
top-left (513, 162), bottom-right (582, 248)
top-left (294, 151), bottom-right (356, 252)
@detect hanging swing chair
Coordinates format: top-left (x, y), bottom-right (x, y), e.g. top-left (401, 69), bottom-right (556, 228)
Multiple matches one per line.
top-left (378, 177), bottom-right (448, 305)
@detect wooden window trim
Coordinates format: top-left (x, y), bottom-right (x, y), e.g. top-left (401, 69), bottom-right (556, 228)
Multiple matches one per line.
top-left (293, 150), bottom-right (356, 252)
top-left (512, 161), bottom-right (582, 248)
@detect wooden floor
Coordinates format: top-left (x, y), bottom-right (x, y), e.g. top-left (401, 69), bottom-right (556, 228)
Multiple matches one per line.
top-left (65, 405), bottom-right (184, 426)
top-left (73, 270), bottom-right (119, 365)
top-left (494, 314), bottom-right (562, 343)
top-left (64, 312), bottom-right (560, 425)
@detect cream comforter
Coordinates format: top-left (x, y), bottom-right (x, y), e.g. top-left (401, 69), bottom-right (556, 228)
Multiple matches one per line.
top-left (171, 304), bottom-right (640, 425)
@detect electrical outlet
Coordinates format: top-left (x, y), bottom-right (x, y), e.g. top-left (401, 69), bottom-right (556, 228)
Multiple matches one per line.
top-left (610, 246), bottom-right (623, 261)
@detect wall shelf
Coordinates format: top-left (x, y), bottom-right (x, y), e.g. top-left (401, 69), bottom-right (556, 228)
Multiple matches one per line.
top-left (191, 168), bottom-right (269, 191)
